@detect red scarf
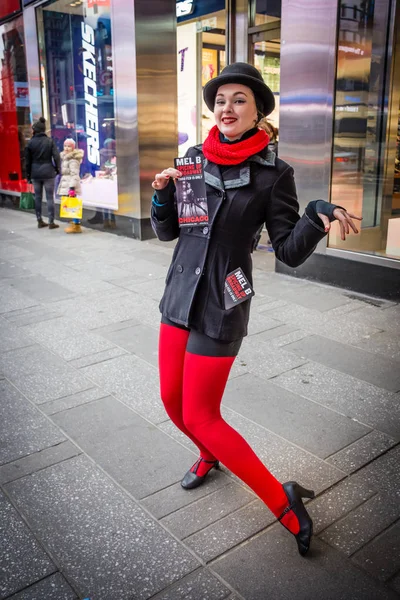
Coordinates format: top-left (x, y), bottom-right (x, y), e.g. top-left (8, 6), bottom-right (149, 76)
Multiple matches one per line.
top-left (202, 125), bottom-right (270, 165)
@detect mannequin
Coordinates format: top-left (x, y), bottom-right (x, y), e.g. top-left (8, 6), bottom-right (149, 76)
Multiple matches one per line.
top-left (57, 138), bottom-right (84, 233)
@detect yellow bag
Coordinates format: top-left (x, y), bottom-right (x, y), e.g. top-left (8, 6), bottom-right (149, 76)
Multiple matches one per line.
top-left (60, 196), bottom-right (83, 219)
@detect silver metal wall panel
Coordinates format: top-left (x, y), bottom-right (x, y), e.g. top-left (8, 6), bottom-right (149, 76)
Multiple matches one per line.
top-left (110, 0), bottom-right (140, 223)
top-left (133, 0), bottom-right (178, 229)
top-left (231, 0), bottom-right (249, 63)
top-left (23, 5), bottom-right (42, 122)
top-left (279, 0), bottom-right (338, 254)
top-left (111, 0), bottom-right (177, 235)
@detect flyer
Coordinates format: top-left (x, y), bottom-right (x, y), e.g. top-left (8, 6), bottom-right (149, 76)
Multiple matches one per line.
top-left (174, 156), bottom-right (208, 227)
top-left (224, 268), bottom-right (254, 309)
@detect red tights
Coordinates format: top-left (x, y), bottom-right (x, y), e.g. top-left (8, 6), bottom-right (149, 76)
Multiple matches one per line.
top-left (158, 323), bottom-right (300, 534)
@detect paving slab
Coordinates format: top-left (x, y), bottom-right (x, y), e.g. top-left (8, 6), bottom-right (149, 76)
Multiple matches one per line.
top-left (23, 317), bottom-right (117, 361)
top-left (98, 323), bottom-right (159, 366)
top-left (246, 313), bottom-right (283, 336)
top-left (389, 573), bottom-right (400, 595)
top-left (67, 346), bottom-right (128, 369)
top-left (157, 419), bottom-right (202, 455)
top-left (273, 362), bottom-right (400, 439)
top-left (336, 303), bottom-right (400, 334)
top-left (352, 521), bottom-right (400, 582)
top-left (0, 260), bottom-right (31, 279)
top-left (40, 387), bottom-right (110, 415)
top-left (117, 257), bottom-right (168, 279)
top-left (10, 275), bottom-right (76, 303)
top-left (326, 430), bottom-right (397, 473)
top-left (0, 380), bottom-right (66, 465)
top-left (265, 302), bottom-right (382, 344)
top-left (0, 345), bottom-right (94, 404)
top-left (80, 353), bottom-right (166, 424)
top-left (235, 338), bottom-right (308, 380)
top-left (5, 456), bottom-right (199, 600)
top-left (6, 573), bottom-right (77, 600)
top-left (225, 374), bottom-right (370, 458)
top-left (0, 319), bottom-right (35, 353)
top-left (160, 483), bottom-right (255, 540)
top-left (0, 284), bottom-right (39, 314)
top-left (354, 330), bottom-right (400, 361)
top-left (284, 334), bottom-right (400, 392)
top-left (211, 526), bottom-right (399, 600)
top-left (89, 317), bottom-right (141, 334)
top-left (0, 440), bottom-right (80, 484)
top-left (128, 277), bottom-right (171, 301)
top-left (141, 475), bottom-right (232, 520)
top-left (274, 283), bottom-right (354, 312)
top-left (248, 323), bottom-right (299, 342)
top-left (307, 477), bottom-right (376, 535)
top-left (152, 568), bottom-right (231, 600)
top-left (319, 492), bottom-right (400, 556)
top-left (220, 407), bottom-right (345, 493)
top-left (0, 491), bottom-right (55, 599)
top-left (51, 396), bottom-right (195, 498)
top-left (185, 499), bottom-right (275, 563)
top-left (68, 259), bottom-right (138, 281)
top-left (350, 445), bottom-right (400, 497)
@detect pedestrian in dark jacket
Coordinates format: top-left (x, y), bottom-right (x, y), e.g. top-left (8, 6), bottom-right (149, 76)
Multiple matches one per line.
top-left (151, 63), bottom-right (361, 557)
top-left (25, 117), bottom-right (61, 229)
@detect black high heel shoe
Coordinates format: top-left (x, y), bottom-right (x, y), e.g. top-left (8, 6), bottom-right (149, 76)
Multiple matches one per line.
top-left (278, 481), bottom-right (315, 556)
top-left (181, 458), bottom-right (220, 490)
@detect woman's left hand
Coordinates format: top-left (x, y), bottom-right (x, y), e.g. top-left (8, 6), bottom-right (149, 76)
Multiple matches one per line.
top-left (317, 208), bottom-right (362, 241)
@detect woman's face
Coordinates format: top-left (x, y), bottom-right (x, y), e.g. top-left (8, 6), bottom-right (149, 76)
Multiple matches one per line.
top-left (214, 84), bottom-right (258, 141)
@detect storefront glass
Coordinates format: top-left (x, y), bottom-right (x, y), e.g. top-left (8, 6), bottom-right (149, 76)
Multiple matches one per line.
top-left (177, 0), bottom-right (226, 156)
top-left (251, 1), bottom-right (281, 146)
top-left (37, 0), bottom-right (118, 218)
top-left (0, 15), bottom-right (31, 194)
top-left (330, 0), bottom-right (400, 260)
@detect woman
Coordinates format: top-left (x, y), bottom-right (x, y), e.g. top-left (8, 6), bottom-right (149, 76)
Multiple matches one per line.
top-left (25, 117), bottom-right (60, 229)
top-left (151, 63), bottom-right (361, 557)
top-left (57, 138), bottom-right (84, 234)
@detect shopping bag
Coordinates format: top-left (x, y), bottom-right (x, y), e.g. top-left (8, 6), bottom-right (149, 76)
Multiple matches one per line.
top-left (19, 190), bottom-right (35, 210)
top-left (60, 195), bottom-right (83, 219)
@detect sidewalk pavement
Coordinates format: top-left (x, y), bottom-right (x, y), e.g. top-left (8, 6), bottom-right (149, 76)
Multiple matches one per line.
top-left (0, 207), bottom-right (399, 600)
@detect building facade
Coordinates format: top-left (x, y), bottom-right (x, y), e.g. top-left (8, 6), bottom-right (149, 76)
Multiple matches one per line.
top-left (0, 0), bottom-right (399, 298)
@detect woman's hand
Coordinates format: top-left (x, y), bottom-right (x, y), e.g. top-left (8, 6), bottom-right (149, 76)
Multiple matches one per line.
top-left (152, 167), bottom-right (182, 190)
top-left (318, 208), bottom-right (362, 241)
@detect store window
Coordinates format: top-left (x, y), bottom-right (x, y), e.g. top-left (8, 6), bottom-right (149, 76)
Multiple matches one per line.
top-left (37, 0), bottom-right (118, 215)
top-left (0, 15), bottom-right (31, 194)
top-left (330, 0), bottom-right (400, 259)
top-left (250, 0), bottom-right (281, 150)
top-left (176, 0), bottom-right (226, 156)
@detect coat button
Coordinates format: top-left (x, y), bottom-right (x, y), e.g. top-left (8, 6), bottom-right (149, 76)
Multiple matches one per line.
top-left (202, 226), bottom-right (209, 235)
top-left (187, 227), bottom-right (193, 233)
top-left (195, 267), bottom-right (201, 275)
top-left (216, 190), bottom-right (222, 196)
top-left (177, 264), bottom-right (183, 273)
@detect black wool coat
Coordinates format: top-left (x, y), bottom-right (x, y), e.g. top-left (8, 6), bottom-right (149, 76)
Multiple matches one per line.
top-left (25, 133), bottom-right (61, 180)
top-left (151, 144), bottom-right (327, 342)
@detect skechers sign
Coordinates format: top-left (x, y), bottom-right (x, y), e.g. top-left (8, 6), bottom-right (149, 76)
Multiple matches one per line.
top-left (81, 22), bottom-right (100, 166)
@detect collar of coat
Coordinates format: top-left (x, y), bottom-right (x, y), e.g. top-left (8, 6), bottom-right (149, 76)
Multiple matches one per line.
top-left (61, 149), bottom-right (84, 161)
top-left (193, 144), bottom-right (276, 191)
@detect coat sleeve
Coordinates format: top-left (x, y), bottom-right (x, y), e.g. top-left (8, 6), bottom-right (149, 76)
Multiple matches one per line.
top-left (25, 144), bottom-right (32, 180)
top-left (51, 139), bottom-right (61, 173)
top-left (265, 166), bottom-right (327, 268)
top-left (150, 179), bottom-right (180, 242)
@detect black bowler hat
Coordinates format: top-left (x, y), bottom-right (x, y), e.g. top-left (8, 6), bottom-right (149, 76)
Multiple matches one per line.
top-left (203, 62), bottom-right (275, 116)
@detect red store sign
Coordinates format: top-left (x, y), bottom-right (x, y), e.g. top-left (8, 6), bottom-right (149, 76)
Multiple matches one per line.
top-left (0, 0), bottom-right (21, 21)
